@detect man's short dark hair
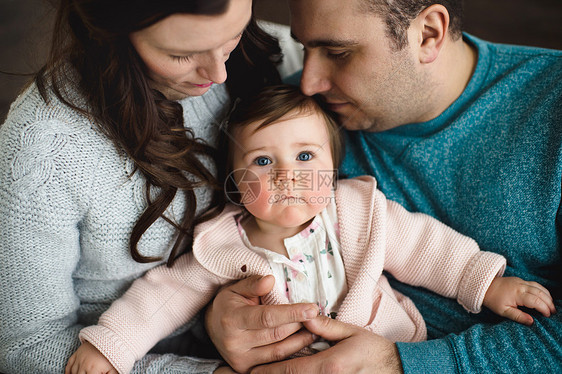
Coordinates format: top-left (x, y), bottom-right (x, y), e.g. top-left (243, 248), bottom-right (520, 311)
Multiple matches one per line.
top-left (361, 0), bottom-right (464, 50)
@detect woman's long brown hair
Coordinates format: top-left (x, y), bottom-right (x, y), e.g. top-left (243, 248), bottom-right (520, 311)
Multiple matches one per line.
top-left (36, 0), bottom-right (282, 266)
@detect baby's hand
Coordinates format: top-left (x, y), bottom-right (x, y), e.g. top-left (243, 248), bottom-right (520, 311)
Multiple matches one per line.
top-left (65, 341), bottom-right (118, 374)
top-left (483, 277), bottom-right (556, 325)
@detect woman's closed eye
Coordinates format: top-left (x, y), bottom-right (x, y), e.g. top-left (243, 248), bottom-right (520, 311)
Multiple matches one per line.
top-left (171, 54), bottom-right (193, 63)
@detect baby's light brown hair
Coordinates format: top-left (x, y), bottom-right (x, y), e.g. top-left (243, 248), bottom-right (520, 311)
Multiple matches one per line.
top-left (224, 84), bottom-right (344, 170)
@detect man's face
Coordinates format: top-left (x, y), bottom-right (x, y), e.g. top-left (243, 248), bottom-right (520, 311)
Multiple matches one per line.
top-left (290, 0), bottom-right (430, 132)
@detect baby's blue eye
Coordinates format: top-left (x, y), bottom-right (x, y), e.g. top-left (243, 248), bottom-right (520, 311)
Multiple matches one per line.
top-left (254, 156), bottom-right (271, 166)
top-left (297, 152), bottom-right (313, 161)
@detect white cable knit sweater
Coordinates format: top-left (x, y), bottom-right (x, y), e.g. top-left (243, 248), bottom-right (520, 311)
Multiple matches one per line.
top-left (0, 81), bottom-right (229, 374)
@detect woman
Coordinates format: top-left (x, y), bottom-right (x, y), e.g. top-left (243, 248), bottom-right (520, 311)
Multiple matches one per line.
top-left (0, 0), bottom-right (282, 372)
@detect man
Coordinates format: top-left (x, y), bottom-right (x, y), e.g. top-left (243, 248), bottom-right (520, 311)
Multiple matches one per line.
top-left (206, 0), bottom-right (562, 372)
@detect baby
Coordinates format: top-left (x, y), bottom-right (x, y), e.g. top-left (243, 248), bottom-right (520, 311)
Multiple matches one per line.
top-left (67, 85), bottom-right (555, 374)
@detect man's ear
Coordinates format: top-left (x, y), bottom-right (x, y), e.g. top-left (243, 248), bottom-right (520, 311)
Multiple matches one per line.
top-left (413, 4), bottom-right (449, 64)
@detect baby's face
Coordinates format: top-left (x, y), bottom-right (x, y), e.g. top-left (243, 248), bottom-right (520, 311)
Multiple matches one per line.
top-left (230, 110), bottom-right (336, 229)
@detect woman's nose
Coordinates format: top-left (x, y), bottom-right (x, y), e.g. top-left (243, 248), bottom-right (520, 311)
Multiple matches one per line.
top-left (197, 49), bottom-right (228, 84)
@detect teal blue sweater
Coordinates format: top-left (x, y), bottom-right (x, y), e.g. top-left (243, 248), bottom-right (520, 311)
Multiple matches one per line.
top-left (341, 34), bottom-right (562, 373)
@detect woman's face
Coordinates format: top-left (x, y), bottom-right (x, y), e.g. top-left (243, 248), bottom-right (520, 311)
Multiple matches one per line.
top-left (130, 0), bottom-right (252, 100)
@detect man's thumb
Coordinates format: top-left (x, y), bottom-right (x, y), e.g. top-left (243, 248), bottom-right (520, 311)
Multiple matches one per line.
top-left (303, 316), bottom-right (354, 341)
top-left (232, 274), bottom-right (275, 299)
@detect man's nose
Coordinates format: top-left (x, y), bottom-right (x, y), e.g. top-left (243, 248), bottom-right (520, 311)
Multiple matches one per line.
top-left (300, 53), bottom-right (332, 96)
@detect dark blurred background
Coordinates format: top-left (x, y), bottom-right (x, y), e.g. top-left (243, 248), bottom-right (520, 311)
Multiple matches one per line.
top-left (2, 0), bottom-right (562, 122)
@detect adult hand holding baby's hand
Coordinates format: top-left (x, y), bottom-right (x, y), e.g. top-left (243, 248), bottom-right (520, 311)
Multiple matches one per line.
top-left (484, 276), bottom-right (556, 325)
top-left (65, 341), bottom-right (118, 374)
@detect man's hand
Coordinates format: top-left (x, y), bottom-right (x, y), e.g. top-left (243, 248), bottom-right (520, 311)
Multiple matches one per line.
top-left (205, 275), bottom-right (319, 373)
top-left (251, 316), bottom-right (403, 374)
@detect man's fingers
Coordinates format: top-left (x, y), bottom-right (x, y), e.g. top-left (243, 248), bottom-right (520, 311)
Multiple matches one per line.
top-left (252, 318), bottom-right (400, 373)
top-left (226, 321), bottom-right (303, 348)
top-left (251, 353), bottom-right (317, 374)
top-left (237, 303), bottom-right (319, 330)
top-left (303, 315), bottom-right (356, 341)
top-left (226, 328), bottom-right (316, 373)
top-left (250, 329), bottom-right (317, 364)
top-left (253, 322), bottom-right (304, 345)
top-left (229, 275), bottom-right (276, 301)
top-left (206, 277), bottom-right (319, 372)
top-left (251, 342), bottom-right (352, 374)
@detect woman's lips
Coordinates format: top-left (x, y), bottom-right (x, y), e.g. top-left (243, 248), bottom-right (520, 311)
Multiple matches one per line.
top-left (193, 82), bottom-right (213, 88)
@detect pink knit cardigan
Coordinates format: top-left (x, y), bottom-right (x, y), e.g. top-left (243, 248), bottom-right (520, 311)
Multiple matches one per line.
top-left (80, 176), bottom-right (506, 374)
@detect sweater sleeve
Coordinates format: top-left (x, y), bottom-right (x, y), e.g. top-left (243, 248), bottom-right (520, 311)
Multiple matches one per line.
top-left (0, 110), bottom-right (222, 373)
top-left (0, 116), bottom-right (92, 372)
top-left (394, 283), bottom-right (562, 373)
top-left (80, 254), bottom-right (225, 374)
top-left (396, 197), bottom-right (562, 373)
top-left (381, 194), bottom-right (506, 313)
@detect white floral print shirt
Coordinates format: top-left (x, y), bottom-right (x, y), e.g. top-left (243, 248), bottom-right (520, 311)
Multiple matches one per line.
top-left (237, 201), bottom-right (348, 318)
